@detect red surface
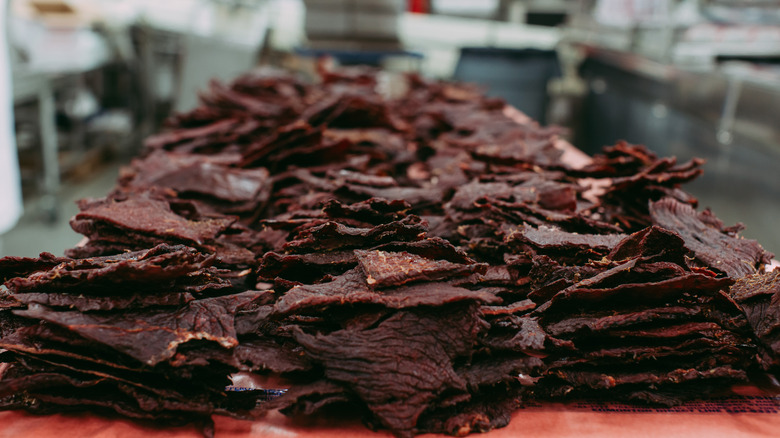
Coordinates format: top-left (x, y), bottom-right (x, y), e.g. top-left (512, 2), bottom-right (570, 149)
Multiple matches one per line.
top-left (2, 399), bottom-right (780, 438)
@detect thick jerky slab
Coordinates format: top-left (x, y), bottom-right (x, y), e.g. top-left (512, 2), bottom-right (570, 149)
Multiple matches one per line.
top-left (6, 244), bottom-right (212, 293)
top-left (14, 291), bottom-right (267, 366)
top-left (71, 196), bottom-right (234, 247)
top-left (292, 303), bottom-right (484, 434)
top-left (354, 249), bottom-right (486, 289)
top-left (283, 216), bottom-right (427, 253)
top-left (650, 197), bottom-right (772, 278)
top-left (274, 268), bottom-right (499, 315)
top-left (0, 253), bottom-right (70, 282)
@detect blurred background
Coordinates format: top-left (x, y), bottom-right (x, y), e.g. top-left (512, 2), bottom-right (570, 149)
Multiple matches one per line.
top-left (2, 0), bottom-right (780, 258)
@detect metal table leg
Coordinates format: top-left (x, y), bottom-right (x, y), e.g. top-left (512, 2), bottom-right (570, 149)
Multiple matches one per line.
top-left (38, 80), bottom-right (60, 223)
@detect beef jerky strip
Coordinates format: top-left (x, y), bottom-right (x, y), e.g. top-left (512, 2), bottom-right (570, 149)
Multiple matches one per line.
top-left (6, 244), bottom-right (213, 293)
top-left (13, 291), bottom-right (267, 366)
top-left (0, 253), bottom-right (71, 282)
top-left (274, 267), bottom-right (499, 315)
top-left (550, 365), bottom-right (747, 390)
top-left (71, 197), bottom-right (234, 247)
top-left (292, 303), bottom-right (484, 434)
top-left (650, 197), bottom-right (773, 278)
top-left (283, 216), bottom-right (427, 253)
top-left (354, 249), bottom-right (486, 289)
top-left (544, 306), bottom-right (703, 337)
top-left (509, 225), bottom-right (627, 254)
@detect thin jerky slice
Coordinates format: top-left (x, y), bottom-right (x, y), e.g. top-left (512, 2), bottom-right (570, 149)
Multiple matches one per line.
top-left (0, 253), bottom-right (71, 282)
top-left (14, 291), bottom-right (267, 366)
top-left (650, 198), bottom-right (772, 278)
top-left (283, 216), bottom-right (426, 253)
top-left (293, 303), bottom-right (484, 434)
top-left (274, 268), bottom-right (499, 315)
top-left (71, 196), bottom-right (234, 247)
top-left (511, 225), bottom-right (626, 253)
top-left (354, 249), bottom-right (486, 289)
top-left (551, 365), bottom-right (747, 390)
top-left (544, 306), bottom-right (703, 337)
top-left (13, 291), bottom-right (195, 311)
top-left (6, 244), bottom-right (212, 293)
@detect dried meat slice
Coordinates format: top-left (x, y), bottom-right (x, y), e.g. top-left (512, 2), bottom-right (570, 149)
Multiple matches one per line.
top-left (13, 291), bottom-right (267, 366)
top-left (71, 196), bottom-right (234, 247)
top-left (649, 198), bottom-right (772, 278)
top-left (6, 245), bottom-right (213, 294)
top-left (283, 216), bottom-right (427, 253)
top-left (292, 303), bottom-right (484, 434)
top-left (354, 249), bottom-right (486, 289)
top-left (274, 268), bottom-right (499, 315)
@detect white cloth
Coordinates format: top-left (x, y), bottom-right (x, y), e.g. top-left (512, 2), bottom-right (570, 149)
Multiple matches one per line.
top-left (0, 0), bottom-right (24, 234)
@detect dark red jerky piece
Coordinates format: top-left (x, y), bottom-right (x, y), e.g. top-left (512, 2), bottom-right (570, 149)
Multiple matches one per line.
top-left (573, 141), bottom-right (658, 178)
top-left (274, 268), bottom-right (499, 315)
top-left (482, 316), bottom-right (548, 352)
top-left (14, 291), bottom-right (267, 366)
top-left (232, 338), bottom-right (312, 373)
top-left (551, 365), bottom-right (747, 390)
top-left (416, 388), bottom-right (521, 437)
top-left (13, 291), bottom-right (195, 311)
top-left (543, 306), bottom-right (703, 337)
top-left (549, 338), bottom-right (748, 367)
top-left (456, 355), bottom-right (544, 391)
top-left (256, 250), bottom-right (357, 283)
top-left (542, 271), bottom-right (733, 311)
top-left (374, 237), bottom-right (475, 265)
top-left (292, 303), bottom-right (485, 434)
top-left (0, 253), bottom-right (71, 282)
top-left (603, 322), bottom-right (724, 340)
top-left (354, 249), bottom-right (486, 289)
top-left (480, 299), bottom-right (536, 316)
top-left (337, 184), bottom-right (446, 210)
top-left (71, 196), bottom-right (234, 247)
top-left (149, 162), bottom-right (270, 204)
top-left (650, 198), bottom-right (773, 278)
top-left (607, 225), bottom-right (687, 265)
top-left (5, 245), bottom-right (212, 293)
top-left (322, 198), bottom-right (411, 225)
top-left (729, 271), bottom-right (780, 365)
top-left (145, 118), bottom-right (240, 150)
top-left (238, 121), bottom-right (320, 168)
top-left (263, 380), bottom-right (351, 417)
top-left (510, 225), bottom-right (626, 254)
top-left (283, 216), bottom-right (427, 253)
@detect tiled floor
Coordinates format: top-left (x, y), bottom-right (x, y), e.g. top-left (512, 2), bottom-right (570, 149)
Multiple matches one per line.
top-left (0, 162), bottom-right (122, 258)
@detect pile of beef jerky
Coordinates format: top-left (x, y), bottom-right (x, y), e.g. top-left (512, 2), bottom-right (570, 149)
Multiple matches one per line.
top-left (1, 64), bottom-right (778, 437)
